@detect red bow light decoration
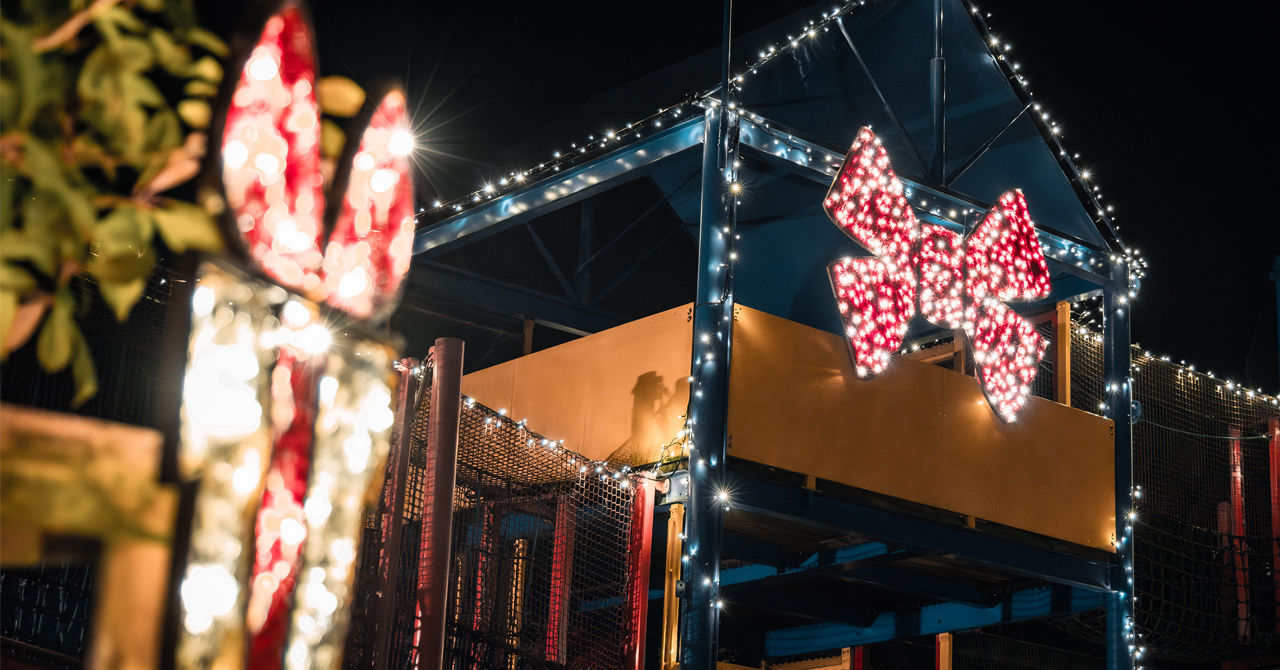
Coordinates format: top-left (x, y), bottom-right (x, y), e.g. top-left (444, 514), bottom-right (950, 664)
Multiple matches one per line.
top-left (176, 5), bottom-right (414, 670)
top-left (824, 127), bottom-right (1051, 422)
top-left (221, 6), bottom-right (414, 319)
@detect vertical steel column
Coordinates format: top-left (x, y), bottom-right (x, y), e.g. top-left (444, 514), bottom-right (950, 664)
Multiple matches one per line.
top-left (371, 358), bottom-right (421, 668)
top-left (1103, 263), bottom-right (1135, 670)
top-left (545, 496), bottom-right (577, 664)
top-left (929, 0), bottom-right (946, 182)
top-left (681, 1), bottom-right (738, 664)
top-left (415, 338), bottom-right (464, 670)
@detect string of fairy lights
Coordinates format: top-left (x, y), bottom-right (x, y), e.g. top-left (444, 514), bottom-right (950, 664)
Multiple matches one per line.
top-left (458, 394), bottom-right (639, 486)
top-left (409, 0), bottom-right (1148, 298)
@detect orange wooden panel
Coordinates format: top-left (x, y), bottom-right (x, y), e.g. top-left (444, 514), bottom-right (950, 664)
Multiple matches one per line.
top-left (461, 306), bottom-right (693, 465)
top-left (727, 306), bottom-right (1116, 551)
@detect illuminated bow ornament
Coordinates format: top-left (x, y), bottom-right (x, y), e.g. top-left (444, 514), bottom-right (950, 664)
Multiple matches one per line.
top-left (824, 127), bottom-right (1051, 422)
top-left (176, 4), bottom-right (413, 669)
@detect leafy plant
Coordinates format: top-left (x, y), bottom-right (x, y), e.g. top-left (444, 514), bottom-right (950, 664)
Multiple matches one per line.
top-left (0, 0), bottom-right (227, 405)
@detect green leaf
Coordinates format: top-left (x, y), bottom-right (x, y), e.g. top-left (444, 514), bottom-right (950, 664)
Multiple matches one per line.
top-left (153, 201), bottom-right (221, 253)
top-left (98, 277), bottom-right (146, 321)
top-left (181, 27), bottom-right (228, 58)
top-left (21, 137), bottom-right (96, 240)
top-left (86, 205), bottom-right (155, 282)
top-left (148, 28), bottom-right (192, 76)
top-left (0, 289), bottom-right (16, 361)
top-left (317, 77), bottom-right (365, 117)
top-left (135, 0), bottom-right (164, 13)
top-left (115, 36), bottom-right (155, 72)
top-left (0, 22), bottom-right (42, 129)
top-left (102, 6), bottom-right (146, 33)
top-left (124, 73), bottom-right (165, 108)
top-left (77, 44), bottom-right (113, 102)
top-left (187, 56), bottom-right (222, 83)
top-left (321, 120), bottom-right (346, 159)
top-left (0, 77), bottom-right (18, 129)
top-left (183, 80), bottom-right (217, 97)
top-left (36, 290), bottom-right (74, 372)
top-left (144, 109), bottom-right (181, 152)
top-left (176, 99), bottom-right (209, 129)
top-left (0, 265), bottom-right (39, 293)
top-left (70, 327), bottom-right (98, 406)
top-left (0, 227), bottom-right (58, 278)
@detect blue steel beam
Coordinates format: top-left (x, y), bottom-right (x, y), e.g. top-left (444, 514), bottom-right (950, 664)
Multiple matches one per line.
top-left (735, 115), bottom-right (1112, 287)
top-left (1103, 262), bottom-right (1136, 670)
top-left (680, 104), bottom-right (739, 670)
top-left (413, 116), bottom-right (706, 257)
top-left (765, 584), bottom-right (1104, 657)
top-left (730, 469), bottom-right (1112, 592)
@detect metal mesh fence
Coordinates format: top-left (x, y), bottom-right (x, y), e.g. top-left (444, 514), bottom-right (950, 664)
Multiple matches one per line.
top-left (1052, 318), bottom-right (1280, 663)
top-left (348, 375), bottom-right (640, 669)
top-left (0, 565), bottom-right (94, 660)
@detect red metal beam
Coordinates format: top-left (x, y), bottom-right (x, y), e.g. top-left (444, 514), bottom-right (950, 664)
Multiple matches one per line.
top-left (625, 479), bottom-right (656, 670)
top-left (1270, 418), bottom-right (1280, 635)
top-left (414, 338), bottom-right (464, 670)
top-left (1228, 428), bottom-right (1250, 642)
top-left (546, 495), bottom-right (577, 664)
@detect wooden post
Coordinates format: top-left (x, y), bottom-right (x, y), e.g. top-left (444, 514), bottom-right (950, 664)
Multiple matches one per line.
top-left (1055, 300), bottom-right (1071, 406)
top-left (660, 503), bottom-right (685, 670)
top-left (935, 632), bottom-right (952, 670)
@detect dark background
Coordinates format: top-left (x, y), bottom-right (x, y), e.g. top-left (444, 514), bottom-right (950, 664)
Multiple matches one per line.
top-left (289, 0), bottom-right (1279, 392)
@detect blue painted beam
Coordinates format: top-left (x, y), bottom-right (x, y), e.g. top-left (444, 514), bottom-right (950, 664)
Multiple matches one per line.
top-left (765, 585), bottom-right (1104, 657)
top-left (413, 116), bottom-right (706, 257)
top-left (730, 469), bottom-right (1113, 592)
top-left (735, 115), bottom-right (1111, 288)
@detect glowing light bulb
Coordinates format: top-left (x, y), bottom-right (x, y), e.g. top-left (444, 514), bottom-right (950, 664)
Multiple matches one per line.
top-left (388, 128), bottom-right (415, 156)
top-left (248, 55), bottom-right (279, 81)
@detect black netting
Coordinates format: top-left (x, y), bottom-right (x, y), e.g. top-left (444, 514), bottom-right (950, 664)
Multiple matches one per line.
top-left (0, 565), bottom-right (94, 659)
top-left (348, 372), bottom-right (640, 669)
top-left (1054, 317), bottom-right (1280, 663)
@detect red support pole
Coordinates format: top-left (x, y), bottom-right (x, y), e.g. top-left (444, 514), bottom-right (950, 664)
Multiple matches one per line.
top-left (415, 338), bottom-right (464, 670)
top-left (1228, 427), bottom-right (1251, 641)
top-left (1269, 417), bottom-right (1279, 635)
top-left (624, 479), bottom-right (656, 670)
top-left (369, 357), bottom-right (420, 668)
top-left (468, 505), bottom-right (496, 669)
top-left (546, 495), bottom-right (577, 664)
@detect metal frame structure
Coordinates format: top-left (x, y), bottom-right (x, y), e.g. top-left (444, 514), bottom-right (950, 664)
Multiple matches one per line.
top-left (407, 1), bottom-right (1135, 667)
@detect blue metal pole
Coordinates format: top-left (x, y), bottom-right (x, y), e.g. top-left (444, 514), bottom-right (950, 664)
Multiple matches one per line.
top-left (680, 102), bottom-right (738, 670)
top-left (1103, 261), bottom-right (1136, 670)
top-left (680, 1), bottom-right (737, 666)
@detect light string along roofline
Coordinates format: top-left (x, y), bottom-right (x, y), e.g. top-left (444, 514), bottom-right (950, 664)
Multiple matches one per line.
top-left (412, 0), bottom-right (1146, 297)
top-left (1069, 297), bottom-right (1279, 406)
top-left (458, 394), bottom-right (638, 486)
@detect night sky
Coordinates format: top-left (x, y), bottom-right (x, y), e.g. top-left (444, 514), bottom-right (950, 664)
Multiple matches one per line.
top-left (292, 0), bottom-right (1279, 391)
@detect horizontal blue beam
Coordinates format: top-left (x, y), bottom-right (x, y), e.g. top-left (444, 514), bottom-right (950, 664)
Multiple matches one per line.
top-left (413, 116), bottom-right (706, 257)
top-left (736, 115), bottom-right (1111, 288)
top-left (765, 585), bottom-right (1104, 657)
top-left (730, 470), bottom-right (1113, 592)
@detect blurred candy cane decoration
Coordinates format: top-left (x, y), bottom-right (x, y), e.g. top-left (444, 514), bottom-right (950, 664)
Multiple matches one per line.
top-left (176, 4), bottom-right (414, 668)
